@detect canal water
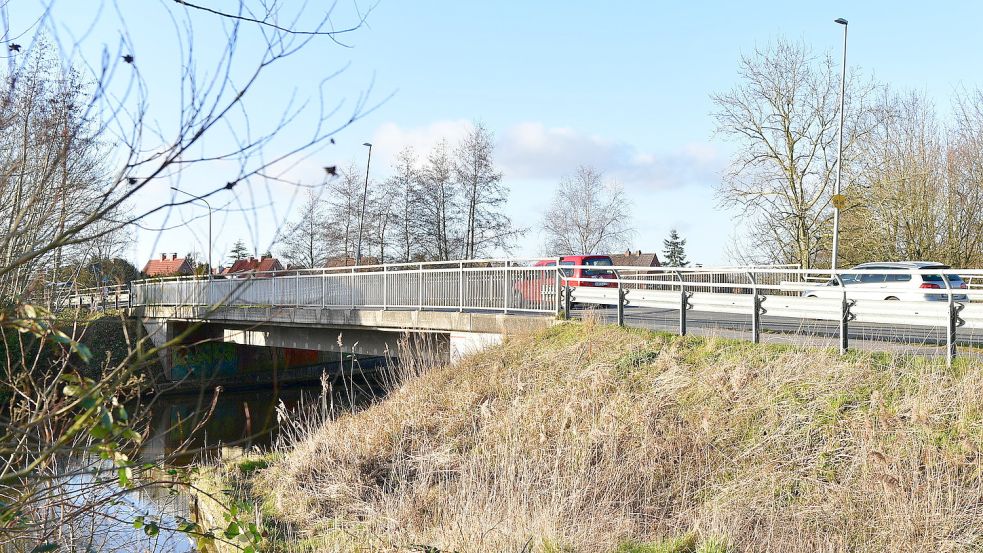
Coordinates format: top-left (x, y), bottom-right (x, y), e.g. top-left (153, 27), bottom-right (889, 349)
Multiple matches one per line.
top-left (141, 360), bottom-right (391, 465)
top-left (75, 370), bottom-right (389, 551)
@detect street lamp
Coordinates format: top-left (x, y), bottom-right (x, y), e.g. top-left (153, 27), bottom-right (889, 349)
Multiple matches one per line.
top-left (831, 17), bottom-right (848, 271)
top-left (171, 187), bottom-right (213, 279)
top-left (355, 142), bottom-right (372, 265)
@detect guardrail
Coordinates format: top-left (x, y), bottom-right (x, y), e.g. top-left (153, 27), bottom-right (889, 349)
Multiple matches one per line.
top-left (52, 284), bottom-right (131, 310)
top-left (130, 261), bottom-right (983, 365)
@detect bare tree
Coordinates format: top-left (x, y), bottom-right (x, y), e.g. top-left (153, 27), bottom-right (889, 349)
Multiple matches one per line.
top-left (454, 122), bottom-right (514, 258)
top-left (280, 188), bottom-right (329, 268)
top-left (325, 163), bottom-right (365, 261)
top-left (418, 140), bottom-right (460, 260)
top-left (0, 46), bottom-right (109, 296)
top-left (944, 89), bottom-right (983, 267)
top-left (390, 147), bottom-right (424, 262)
top-left (367, 177), bottom-right (400, 263)
top-left (541, 165), bottom-right (634, 255)
top-left (837, 88), bottom-right (983, 268)
top-left (712, 39), bottom-right (877, 269)
top-left (841, 90), bottom-right (944, 264)
top-left (0, 1), bottom-right (377, 548)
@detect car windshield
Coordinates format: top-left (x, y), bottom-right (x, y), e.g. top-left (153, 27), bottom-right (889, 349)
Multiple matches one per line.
top-left (559, 261), bottom-right (574, 277)
top-left (582, 258), bottom-right (614, 277)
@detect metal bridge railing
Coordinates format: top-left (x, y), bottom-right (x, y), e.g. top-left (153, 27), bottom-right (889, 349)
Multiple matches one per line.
top-left (130, 261), bottom-right (983, 365)
top-left (53, 283), bottom-right (131, 310)
top-left (131, 261), bottom-right (562, 314)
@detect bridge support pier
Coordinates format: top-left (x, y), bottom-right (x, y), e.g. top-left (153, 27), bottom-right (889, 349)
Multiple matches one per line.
top-left (139, 317), bottom-right (178, 379)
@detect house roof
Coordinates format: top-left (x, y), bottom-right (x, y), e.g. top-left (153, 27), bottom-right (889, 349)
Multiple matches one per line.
top-left (324, 256), bottom-right (380, 268)
top-left (608, 251), bottom-right (661, 267)
top-left (142, 255), bottom-right (193, 276)
top-left (222, 256), bottom-right (284, 275)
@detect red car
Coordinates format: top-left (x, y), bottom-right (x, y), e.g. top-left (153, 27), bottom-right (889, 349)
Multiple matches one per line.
top-left (514, 255), bottom-right (617, 304)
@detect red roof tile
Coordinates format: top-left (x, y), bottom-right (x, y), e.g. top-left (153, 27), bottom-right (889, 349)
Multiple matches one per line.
top-left (222, 257), bottom-right (284, 276)
top-left (142, 256), bottom-right (193, 276)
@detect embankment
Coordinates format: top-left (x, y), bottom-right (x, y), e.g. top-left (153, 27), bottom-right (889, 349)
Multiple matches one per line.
top-left (245, 320), bottom-right (983, 552)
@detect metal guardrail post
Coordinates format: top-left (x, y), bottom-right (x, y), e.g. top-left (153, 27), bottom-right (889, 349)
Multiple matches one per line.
top-left (942, 273), bottom-right (965, 366)
top-left (459, 262), bottom-right (464, 312)
top-left (835, 274), bottom-right (853, 355)
top-left (418, 263), bottom-right (423, 310)
top-left (674, 271), bottom-right (690, 336)
top-left (321, 273), bottom-right (326, 308)
top-left (747, 272), bottom-right (764, 344)
top-left (752, 292), bottom-right (764, 344)
top-left (616, 278), bottom-right (625, 326)
top-left (350, 268), bottom-right (356, 308)
top-left (504, 263), bottom-right (510, 314)
top-left (270, 274), bottom-right (276, 309)
top-left (554, 266), bottom-right (562, 315)
top-left (382, 267), bottom-right (388, 310)
top-left (563, 281), bottom-right (571, 319)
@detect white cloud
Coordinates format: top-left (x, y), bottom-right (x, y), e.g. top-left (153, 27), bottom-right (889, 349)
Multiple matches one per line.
top-left (498, 122), bottom-right (723, 188)
top-left (370, 119), bottom-right (475, 166)
top-left (365, 120), bottom-right (723, 189)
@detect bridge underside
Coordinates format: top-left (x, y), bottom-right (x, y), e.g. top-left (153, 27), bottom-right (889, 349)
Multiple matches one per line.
top-left (134, 306), bottom-right (553, 382)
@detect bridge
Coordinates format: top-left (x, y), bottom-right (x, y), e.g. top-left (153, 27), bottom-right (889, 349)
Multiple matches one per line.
top-left (127, 259), bottom-right (983, 383)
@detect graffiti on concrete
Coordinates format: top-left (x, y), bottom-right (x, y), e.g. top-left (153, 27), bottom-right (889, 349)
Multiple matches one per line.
top-left (171, 342), bottom-right (237, 380)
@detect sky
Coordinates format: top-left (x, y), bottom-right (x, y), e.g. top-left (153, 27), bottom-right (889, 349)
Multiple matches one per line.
top-left (11, 1), bottom-right (983, 267)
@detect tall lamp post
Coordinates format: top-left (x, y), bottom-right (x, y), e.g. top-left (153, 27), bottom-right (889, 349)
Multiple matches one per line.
top-left (171, 187), bottom-right (213, 279)
top-left (355, 142), bottom-right (372, 265)
top-left (831, 17), bottom-right (848, 271)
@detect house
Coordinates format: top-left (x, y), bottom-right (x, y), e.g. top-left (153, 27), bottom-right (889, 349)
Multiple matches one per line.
top-left (221, 255), bottom-right (284, 277)
top-left (324, 256), bottom-right (380, 268)
top-left (608, 249), bottom-right (661, 268)
top-left (142, 253), bottom-right (194, 277)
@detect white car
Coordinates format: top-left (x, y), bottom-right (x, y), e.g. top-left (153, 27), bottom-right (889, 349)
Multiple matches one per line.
top-left (802, 262), bottom-right (969, 302)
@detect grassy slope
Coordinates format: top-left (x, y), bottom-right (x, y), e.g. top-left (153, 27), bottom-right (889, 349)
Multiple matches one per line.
top-left (254, 320), bottom-right (983, 552)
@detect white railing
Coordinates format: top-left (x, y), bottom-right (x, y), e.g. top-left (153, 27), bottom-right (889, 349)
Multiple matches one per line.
top-left (54, 283), bottom-right (131, 309)
top-left (132, 261), bottom-right (562, 314)
top-left (131, 261), bottom-right (983, 365)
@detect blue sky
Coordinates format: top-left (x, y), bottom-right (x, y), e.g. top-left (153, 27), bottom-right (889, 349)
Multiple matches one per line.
top-left (14, 1), bottom-right (983, 266)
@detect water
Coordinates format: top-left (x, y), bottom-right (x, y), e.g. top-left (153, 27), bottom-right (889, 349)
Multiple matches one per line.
top-left (141, 368), bottom-right (386, 465)
top-left (1, 361), bottom-right (393, 552)
top-left (141, 385), bottom-right (320, 465)
top-left (52, 377), bottom-right (381, 551)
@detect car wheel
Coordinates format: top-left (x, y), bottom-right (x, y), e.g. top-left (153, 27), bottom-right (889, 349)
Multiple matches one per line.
top-left (806, 294), bottom-right (817, 298)
top-left (885, 296), bottom-right (900, 301)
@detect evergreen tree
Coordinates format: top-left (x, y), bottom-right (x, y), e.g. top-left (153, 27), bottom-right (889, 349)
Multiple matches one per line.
top-left (228, 239), bottom-right (250, 262)
top-left (663, 229), bottom-right (689, 267)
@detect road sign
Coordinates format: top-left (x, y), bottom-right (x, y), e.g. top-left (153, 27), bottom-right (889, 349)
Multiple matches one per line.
top-left (831, 194), bottom-right (847, 209)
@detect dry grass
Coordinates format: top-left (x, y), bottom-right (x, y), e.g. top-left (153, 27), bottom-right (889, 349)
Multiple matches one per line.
top-left (253, 320), bottom-right (983, 552)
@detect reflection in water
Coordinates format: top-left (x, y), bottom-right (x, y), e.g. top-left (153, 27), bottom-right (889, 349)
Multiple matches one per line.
top-left (143, 387), bottom-right (318, 465)
top-left (141, 372), bottom-right (384, 465)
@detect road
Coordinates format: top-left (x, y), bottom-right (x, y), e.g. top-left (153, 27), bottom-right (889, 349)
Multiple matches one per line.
top-left (579, 306), bottom-right (983, 355)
